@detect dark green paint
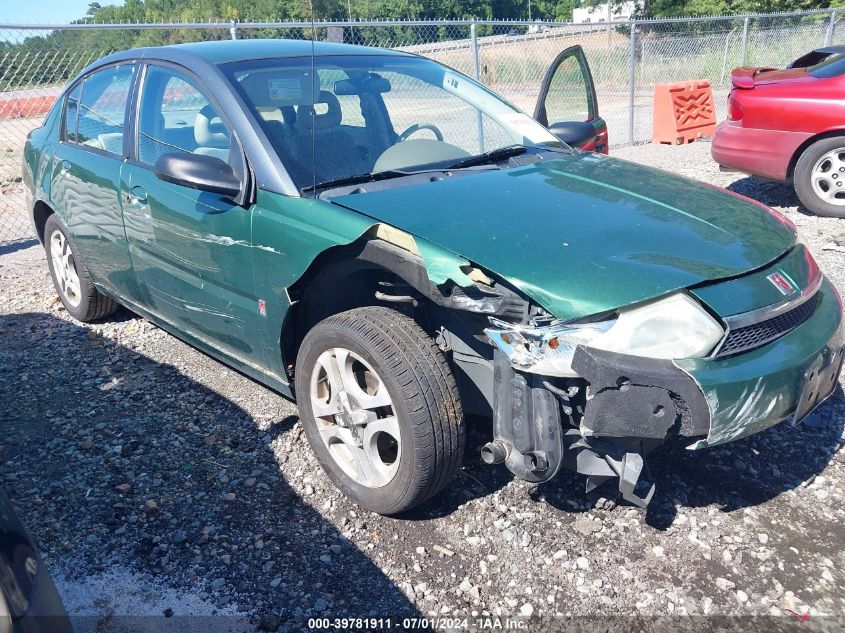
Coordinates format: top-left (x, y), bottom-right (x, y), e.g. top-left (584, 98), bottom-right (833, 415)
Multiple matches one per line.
top-left (692, 244), bottom-right (817, 317)
top-left (333, 152), bottom-right (796, 320)
top-left (51, 144), bottom-right (137, 300)
top-left (120, 162), bottom-right (263, 364)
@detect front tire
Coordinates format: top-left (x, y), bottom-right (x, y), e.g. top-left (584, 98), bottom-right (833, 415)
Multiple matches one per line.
top-left (794, 137), bottom-right (845, 218)
top-left (44, 214), bottom-right (118, 322)
top-left (294, 307), bottom-right (464, 515)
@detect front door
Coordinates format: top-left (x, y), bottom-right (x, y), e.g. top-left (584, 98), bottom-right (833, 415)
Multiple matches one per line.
top-left (533, 45), bottom-right (608, 153)
top-left (121, 63), bottom-right (263, 366)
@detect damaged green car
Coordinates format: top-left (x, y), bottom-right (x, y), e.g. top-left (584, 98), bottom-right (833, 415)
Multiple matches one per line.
top-left (23, 40), bottom-right (844, 513)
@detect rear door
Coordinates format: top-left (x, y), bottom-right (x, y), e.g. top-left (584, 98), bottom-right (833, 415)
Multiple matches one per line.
top-left (533, 45), bottom-right (608, 153)
top-left (50, 63), bottom-right (138, 298)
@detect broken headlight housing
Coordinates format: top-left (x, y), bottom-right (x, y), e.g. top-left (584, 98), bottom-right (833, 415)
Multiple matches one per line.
top-left (485, 293), bottom-right (724, 377)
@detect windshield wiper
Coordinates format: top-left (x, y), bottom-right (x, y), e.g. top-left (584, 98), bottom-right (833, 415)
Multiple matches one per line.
top-left (447, 143), bottom-right (574, 170)
top-left (302, 169), bottom-right (412, 194)
top-left (447, 144), bottom-right (531, 169)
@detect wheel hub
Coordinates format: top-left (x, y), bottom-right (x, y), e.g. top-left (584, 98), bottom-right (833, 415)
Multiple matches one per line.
top-left (810, 148), bottom-right (845, 206)
top-left (309, 347), bottom-right (401, 488)
top-left (49, 229), bottom-right (82, 307)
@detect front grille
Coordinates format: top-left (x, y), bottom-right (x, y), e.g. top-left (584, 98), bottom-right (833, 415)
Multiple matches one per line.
top-left (715, 292), bottom-right (819, 358)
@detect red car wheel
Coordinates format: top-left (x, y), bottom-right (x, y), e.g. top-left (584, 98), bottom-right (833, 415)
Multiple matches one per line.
top-left (794, 136), bottom-right (845, 218)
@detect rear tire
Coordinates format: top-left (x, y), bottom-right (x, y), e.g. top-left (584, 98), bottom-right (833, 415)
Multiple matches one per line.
top-left (294, 306), bottom-right (464, 515)
top-left (794, 137), bottom-right (845, 218)
top-left (44, 214), bottom-right (118, 322)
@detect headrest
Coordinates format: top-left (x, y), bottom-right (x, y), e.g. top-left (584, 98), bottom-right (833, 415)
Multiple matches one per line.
top-left (194, 104), bottom-right (229, 148)
top-left (297, 91), bottom-right (342, 130)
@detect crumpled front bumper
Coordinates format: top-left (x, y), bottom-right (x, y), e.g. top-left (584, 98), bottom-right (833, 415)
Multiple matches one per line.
top-left (487, 277), bottom-right (844, 506)
top-left (677, 277), bottom-right (844, 448)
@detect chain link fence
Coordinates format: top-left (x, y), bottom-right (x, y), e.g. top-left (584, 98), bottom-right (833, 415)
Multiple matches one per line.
top-left (0, 9), bottom-right (841, 244)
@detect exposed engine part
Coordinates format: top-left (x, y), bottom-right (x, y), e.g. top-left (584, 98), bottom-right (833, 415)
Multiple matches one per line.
top-left (375, 280), bottom-right (418, 306)
top-left (434, 326), bottom-right (451, 352)
top-left (480, 440), bottom-right (507, 465)
top-left (489, 350), bottom-right (564, 483)
top-left (349, 238), bottom-right (530, 318)
top-left (482, 347), bottom-right (688, 507)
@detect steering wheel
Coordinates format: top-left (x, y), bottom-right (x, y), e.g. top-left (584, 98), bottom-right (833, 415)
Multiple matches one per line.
top-left (398, 123), bottom-right (444, 142)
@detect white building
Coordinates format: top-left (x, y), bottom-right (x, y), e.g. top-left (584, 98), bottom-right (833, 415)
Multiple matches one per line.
top-left (572, 1), bottom-right (637, 23)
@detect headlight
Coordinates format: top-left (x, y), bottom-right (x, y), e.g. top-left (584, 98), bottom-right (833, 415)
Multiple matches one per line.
top-left (485, 293), bottom-right (724, 377)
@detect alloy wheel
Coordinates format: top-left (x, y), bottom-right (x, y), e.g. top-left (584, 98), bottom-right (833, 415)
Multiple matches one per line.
top-left (309, 347), bottom-right (401, 488)
top-left (810, 148), bottom-right (845, 206)
top-left (49, 229), bottom-right (82, 307)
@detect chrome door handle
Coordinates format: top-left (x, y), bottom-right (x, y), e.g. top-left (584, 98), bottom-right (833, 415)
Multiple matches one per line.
top-left (127, 186), bottom-right (148, 207)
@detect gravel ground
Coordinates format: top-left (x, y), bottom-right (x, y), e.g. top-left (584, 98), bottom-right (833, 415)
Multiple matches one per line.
top-left (1, 141), bottom-right (844, 632)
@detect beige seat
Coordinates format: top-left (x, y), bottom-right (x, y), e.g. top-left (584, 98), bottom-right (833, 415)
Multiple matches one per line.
top-left (193, 105), bottom-right (230, 162)
top-left (97, 132), bottom-right (123, 154)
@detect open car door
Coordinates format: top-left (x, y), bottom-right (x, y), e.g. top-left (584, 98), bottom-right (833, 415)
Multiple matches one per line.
top-left (533, 45), bottom-right (608, 154)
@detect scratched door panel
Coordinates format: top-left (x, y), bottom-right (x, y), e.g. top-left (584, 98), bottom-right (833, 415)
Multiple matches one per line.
top-left (121, 163), bottom-right (262, 363)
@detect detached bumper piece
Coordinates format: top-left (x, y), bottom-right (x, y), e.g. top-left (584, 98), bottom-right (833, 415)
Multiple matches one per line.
top-left (571, 346), bottom-right (711, 439)
top-left (485, 347), bottom-right (711, 507)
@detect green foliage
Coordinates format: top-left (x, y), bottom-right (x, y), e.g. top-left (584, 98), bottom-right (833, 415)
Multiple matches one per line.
top-left (1, 0), bottom-right (839, 89)
top-left (580, 0), bottom-right (845, 18)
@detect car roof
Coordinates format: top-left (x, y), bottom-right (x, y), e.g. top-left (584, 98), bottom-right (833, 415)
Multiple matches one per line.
top-left (103, 38), bottom-right (411, 65)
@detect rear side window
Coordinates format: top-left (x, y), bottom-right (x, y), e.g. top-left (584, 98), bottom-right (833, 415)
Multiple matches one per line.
top-left (808, 53), bottom-right (845, 78)
top-left (65, 64), bottom-right (135, 156)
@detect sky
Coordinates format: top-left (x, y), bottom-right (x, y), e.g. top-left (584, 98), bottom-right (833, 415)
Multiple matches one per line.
top-left (2, 0), bottom-right (103, 24)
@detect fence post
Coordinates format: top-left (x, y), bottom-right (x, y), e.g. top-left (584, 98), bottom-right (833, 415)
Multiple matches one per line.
top-left (230, 21), bottom-right (238, 40)
top-left (825, 9), bottom-right (837, 46)
top-left (739, 16), bottom-right (749, 66)
top-left (470, 20), bottom-right (480, 80)
top-left (471, 20), bottom-right (485, 153)
top-left (628, 19), bottom-right (636, 146)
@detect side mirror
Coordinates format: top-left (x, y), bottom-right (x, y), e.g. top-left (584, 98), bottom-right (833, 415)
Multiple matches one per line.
top-left (154, 152), bottom-right (241, 198)
top-left (547, 121), bottom-right (597, 148)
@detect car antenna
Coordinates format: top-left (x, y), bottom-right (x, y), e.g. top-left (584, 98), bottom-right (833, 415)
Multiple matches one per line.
top-left (308, 0), bottom-right (317, 194)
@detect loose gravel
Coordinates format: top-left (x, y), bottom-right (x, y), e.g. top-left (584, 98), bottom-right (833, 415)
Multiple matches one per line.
top-left (1, 141), bottom-right (844, 631)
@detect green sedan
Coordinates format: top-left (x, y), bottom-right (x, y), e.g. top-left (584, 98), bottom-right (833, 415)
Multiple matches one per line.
top-left (22, 39), bottom-right (844, 514)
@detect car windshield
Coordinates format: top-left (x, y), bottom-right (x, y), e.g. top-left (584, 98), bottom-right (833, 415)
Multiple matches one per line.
top-left (222, 54), bottom-right (563, 192)
top-left (808, 52), bottom-right (845, 78)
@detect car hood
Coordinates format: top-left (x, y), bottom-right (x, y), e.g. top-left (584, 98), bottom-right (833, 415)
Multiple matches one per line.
top-left (331, 153), bottom-right (795, 319)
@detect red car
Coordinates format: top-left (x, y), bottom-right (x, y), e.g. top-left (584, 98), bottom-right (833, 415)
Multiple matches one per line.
top-left (712, 52), bottom-right (845, 218)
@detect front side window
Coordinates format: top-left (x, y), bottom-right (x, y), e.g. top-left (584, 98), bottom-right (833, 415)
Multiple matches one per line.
top-left (224, 55), bottom-right (561, 191)
top-left (71, 64), bottom-right (134, 155)
top-left (137, 65), bottom-right (231, 167)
